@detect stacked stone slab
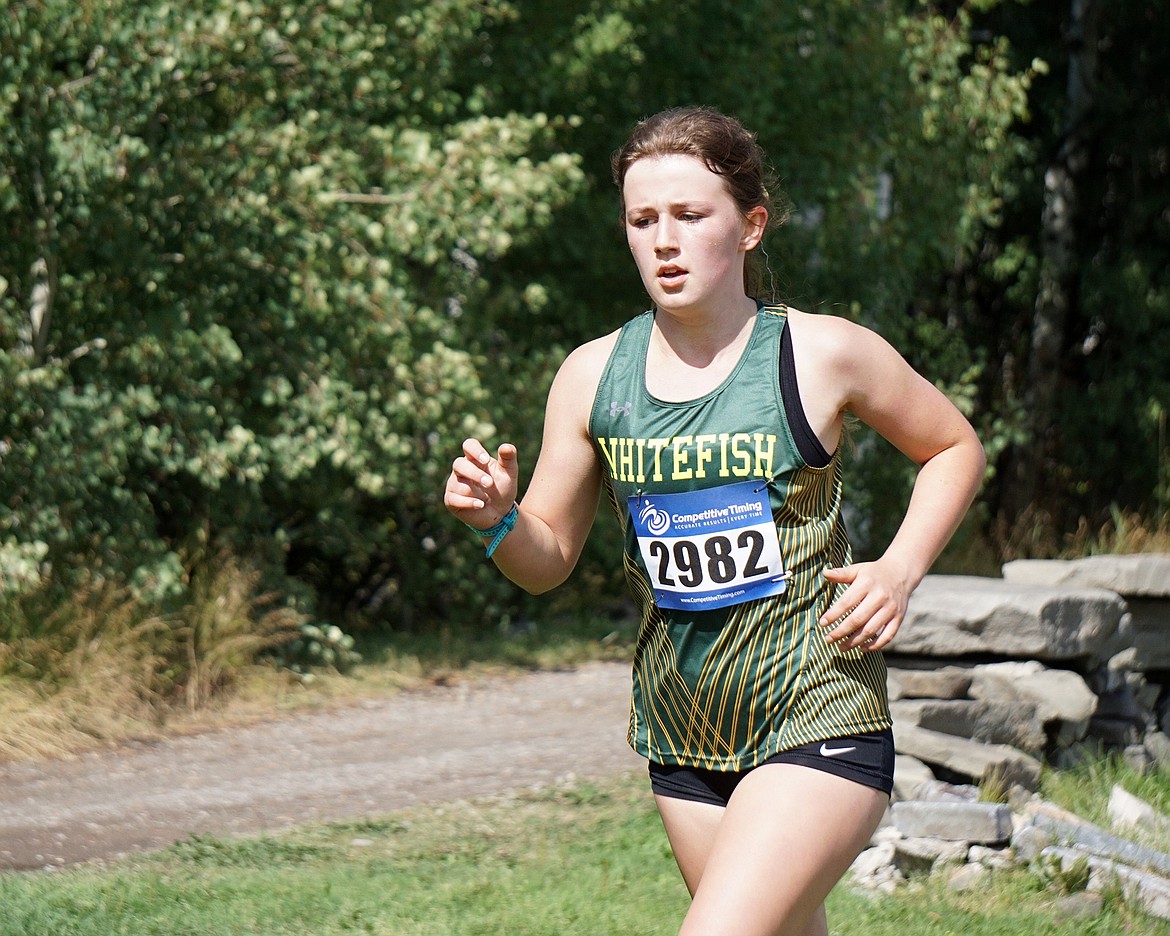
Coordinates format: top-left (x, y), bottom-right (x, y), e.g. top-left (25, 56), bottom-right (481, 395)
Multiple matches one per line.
top-left (884, 554), bottom-right (1170, 790)
top-left (850, 780), bottom-right (1170, 922)
top-left (1003, 554), bottom-right (1170, 766)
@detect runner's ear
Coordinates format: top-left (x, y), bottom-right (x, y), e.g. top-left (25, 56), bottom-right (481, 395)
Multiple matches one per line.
top-left (741, 206), bottom-right (767, 251)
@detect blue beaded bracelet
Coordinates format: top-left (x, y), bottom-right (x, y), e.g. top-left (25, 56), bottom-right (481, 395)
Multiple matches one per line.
top-left (464, 502), bottom-right (518, 558)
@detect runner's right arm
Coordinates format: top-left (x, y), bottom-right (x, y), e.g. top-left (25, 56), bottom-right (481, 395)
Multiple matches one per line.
top-left (444, 335), bottom-right (614, 594)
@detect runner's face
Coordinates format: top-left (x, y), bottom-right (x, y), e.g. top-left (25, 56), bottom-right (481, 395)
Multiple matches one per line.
top-left (622, 154), bottom-right (763, 313)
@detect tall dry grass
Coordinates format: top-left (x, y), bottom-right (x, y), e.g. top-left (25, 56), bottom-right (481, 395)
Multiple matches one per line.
top-left (0, 555), bottom-right (304, 761)
top-left (1067, 506), bottom-right (1170, 556)
top-left (988, 504), bottom-right (1170, 565)
top-left (177, 558), bottom-right (305, 711)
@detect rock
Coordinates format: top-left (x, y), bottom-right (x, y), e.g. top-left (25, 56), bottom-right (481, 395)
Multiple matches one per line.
top-left (1088, 716), bottom-right (1141, 748)
top-left (1030, 812), bottom-right (1170, 877)
top-left (859, 557), bottom-right (1170, 916)
top-left (1046, 737), bottom-right (1100, 769)
top-left (850, 769), bottom-right (1170, 921)
top-left (892, 837), bottom-right (967, 876)
top-left (891, 575), bottom-right (1127, 666)
top-left (913, 779), bottom-right (980, 803)
top-left (1108, 647), bottom-right (1140, 672)
top-left (1127, 669), bottom-right (1162, 713)
top-left (890, 698), bottom-right (925, 724)
top-left (1146, 731), bottom-right (1170, 770)
top-left (1108, 784), bottom-right (1170, 837)
top-left (1011, 821), bottom-right (1052, 861)
top-left (1003, 556), bottom-right (1170, 670)
top-left (1092, 664), bottom-right (1157, 736)
top-left (887, 666), bottom-right (973, 701)
top-left (892, 838), bottom-right (940, 876)
top-left (892, 721), bottom-right (1043, 791)
top-left (1007, 785), bottom-right (1038, 814)
top-left (890, 800), bottom-right (1013, 844)
top-left (911, 836), bottom-right (969, 863)
top-left (1019, 795), bottom-right (1097, 826)
top-left (1051, 890), bottom-right (1106, 922)
top-left (947, 862), bottom-right (990, 892)
top-left (1002, 554), bottom-right (1170, 597)
top-left (892, 754), bottom-right (936, 802)
top-left (916, 698), bottom-right (1047, 753)
top-left (1044, 846), bottom-right (1170, 922)
top-left (967, 661), bottom-right (1098, 747)
top-left (849, 842), bottom-right (903, 893)
top-left (1124, 744), bottom-right (1155, 775)
top-left (968, 844), bottom-right (1015, 870)
top-left (1127, 597), bottom-right (1170, 670)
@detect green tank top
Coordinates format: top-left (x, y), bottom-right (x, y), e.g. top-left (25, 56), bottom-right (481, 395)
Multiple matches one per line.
top-left (590, 304), bottom-right (890, 769)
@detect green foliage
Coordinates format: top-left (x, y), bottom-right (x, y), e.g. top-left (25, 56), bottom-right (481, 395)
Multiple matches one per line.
top-left (1041, 752), bottom-right (1170, 851)
top-left (5, 0), bottom-right (1162, 639)
top-left (174, 555), bottom-right (305, 710)
top-left (278, 621), bottom-right (361, 676)
top-left (0, 0), bottom-right (584, 630)
top-left (465, 0), bottom-right (1038, 331)
top-left (942, 3), bottom-right (1170, 533)
top-left (0, 776), bottom-right (687, 936)
top-left (463, 0), bottom-right (1039, 561)
top-left (167, 833), bottom-right (338, 869)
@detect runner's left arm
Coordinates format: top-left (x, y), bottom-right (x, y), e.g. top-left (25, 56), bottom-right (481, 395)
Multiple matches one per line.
top-left (817, 322), bottom-right (986, 652)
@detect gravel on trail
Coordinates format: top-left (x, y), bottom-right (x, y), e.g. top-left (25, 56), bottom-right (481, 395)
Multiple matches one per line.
top-left (0, 662), bottom-right (642, 872)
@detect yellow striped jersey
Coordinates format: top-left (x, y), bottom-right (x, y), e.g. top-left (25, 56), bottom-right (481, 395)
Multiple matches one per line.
top-left (589, 304), bottom-right (891, 769)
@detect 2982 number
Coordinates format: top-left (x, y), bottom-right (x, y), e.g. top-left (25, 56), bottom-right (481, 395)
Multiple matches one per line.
top-left (647, 530), bottom-right (769, 588)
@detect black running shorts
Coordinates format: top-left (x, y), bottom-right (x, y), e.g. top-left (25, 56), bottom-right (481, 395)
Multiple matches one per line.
top-left (648, 729), bottom-right (894, 806)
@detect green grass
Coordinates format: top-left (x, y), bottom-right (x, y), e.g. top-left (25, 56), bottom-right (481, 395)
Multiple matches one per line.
top-left (0, 774), bottom-right (685, 936)
top-left (3, 772), bottom-right (1170, 936)
top-left (1044, 754), bottom-right (1170, 823)
top-left (827, 875), bottom-right (1159, 935)
top-left (1041, 753), bottom-right (1170, 853)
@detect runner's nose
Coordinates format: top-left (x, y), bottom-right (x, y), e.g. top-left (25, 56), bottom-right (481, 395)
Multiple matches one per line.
top-left (655, 217), bottom-right (677, 253)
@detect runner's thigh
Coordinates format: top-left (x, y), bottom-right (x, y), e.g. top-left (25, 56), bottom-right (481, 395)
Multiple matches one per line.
top-left (678, 763), bottom-right (888, 936)
top-left (654, 793), bottom-right (724, 895)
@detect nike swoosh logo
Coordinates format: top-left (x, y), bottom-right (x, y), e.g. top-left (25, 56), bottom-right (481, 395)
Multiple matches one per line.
top-left (819, 743), bottom-right (857, 758)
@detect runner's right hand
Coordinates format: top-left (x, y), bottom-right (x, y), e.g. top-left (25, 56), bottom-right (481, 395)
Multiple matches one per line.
top-left (444, 439), bottom-right (519, 530)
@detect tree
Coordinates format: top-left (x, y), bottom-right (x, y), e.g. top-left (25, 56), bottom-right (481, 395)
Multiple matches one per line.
top-left (949, 1), bottom-right (1170, 540)
top-left (0, 0), bottom-right (584, 627)
top-left (1002, 0), bottom-right (1100, 521)
top-left (463, 0), bottom-right (1037, 555)
top-left (4, 0), bottom-right (1089, 639)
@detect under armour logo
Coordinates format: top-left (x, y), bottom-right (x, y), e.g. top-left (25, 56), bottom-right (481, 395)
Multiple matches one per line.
top-left (610, 400), bottom-right (632, 418)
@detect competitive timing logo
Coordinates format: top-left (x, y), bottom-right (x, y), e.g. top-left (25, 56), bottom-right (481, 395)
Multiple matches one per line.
top-left (637, 500), bottom-right (671, 536)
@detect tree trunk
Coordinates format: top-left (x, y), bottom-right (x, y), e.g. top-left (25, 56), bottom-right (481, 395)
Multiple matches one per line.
top-left (29, 165), bottom-right (58, 366)
top-left (1002, 0), bottom-right (1100, 529)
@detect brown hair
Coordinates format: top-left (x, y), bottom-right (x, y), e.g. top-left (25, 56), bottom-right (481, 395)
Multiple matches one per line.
top-left (611, 106), bottom-right (785, 296)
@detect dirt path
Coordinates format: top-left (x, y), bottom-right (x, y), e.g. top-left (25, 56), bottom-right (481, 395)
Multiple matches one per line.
top-left (0, 662), bottom-right (642, 871)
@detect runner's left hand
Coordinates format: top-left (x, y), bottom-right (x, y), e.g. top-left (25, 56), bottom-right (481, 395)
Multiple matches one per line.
top-left (818, 561), bottom-right (912, 652)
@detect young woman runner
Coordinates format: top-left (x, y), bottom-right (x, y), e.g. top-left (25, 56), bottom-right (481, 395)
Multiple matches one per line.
top-left (444, 105), bottom-right (985, 936)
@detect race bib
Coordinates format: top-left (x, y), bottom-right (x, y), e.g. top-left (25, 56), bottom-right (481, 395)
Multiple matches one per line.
top-left (628, 480), bottom-right (788, 611)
